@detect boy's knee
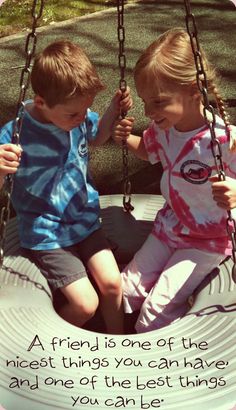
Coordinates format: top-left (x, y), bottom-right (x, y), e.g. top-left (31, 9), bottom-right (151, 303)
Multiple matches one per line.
top-left (101, 275), bottom-right (122, 297)
top-left (71, 294), bottom-right (99, 320)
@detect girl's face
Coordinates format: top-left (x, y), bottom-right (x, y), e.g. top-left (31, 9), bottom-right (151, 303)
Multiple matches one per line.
top-left (135, 76), bottom-right (203, 132)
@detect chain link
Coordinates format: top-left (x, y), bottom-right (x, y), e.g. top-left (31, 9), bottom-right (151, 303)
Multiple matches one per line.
top-left (184, 0), bottom-right (236, 280)
top-left (2, 263), bottom-right (52, 299)
top-left (117, 0), bottom-right (134, 212)
top-left (0, 0), bottom-right (44, 269)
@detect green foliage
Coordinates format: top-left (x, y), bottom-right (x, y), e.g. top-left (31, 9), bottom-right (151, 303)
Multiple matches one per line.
top-left (0, 0), bottom-right (117, 37)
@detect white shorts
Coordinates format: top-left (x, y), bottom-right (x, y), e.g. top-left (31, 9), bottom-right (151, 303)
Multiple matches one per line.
top-left (121, 233), bottom-right (224, 333)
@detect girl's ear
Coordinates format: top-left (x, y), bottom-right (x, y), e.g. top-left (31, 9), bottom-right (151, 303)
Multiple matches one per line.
top-left (189, 83), bottom-right (201, 99)
top-left (34, 95), bottom-right (47, 108)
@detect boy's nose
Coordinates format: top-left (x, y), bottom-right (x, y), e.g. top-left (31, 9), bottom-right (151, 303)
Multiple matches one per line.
top-left (76, 111), bottom-right (86, 122)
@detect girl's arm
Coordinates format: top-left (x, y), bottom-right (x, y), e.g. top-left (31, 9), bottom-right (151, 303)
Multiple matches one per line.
top-left (112, 117), bottom-right (148, 161)
top-left (91, 88), bottom-right (132, 147)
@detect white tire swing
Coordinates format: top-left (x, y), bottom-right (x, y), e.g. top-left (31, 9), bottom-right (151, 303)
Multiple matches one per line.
top-left (1, 195), bottom-right (236, 410)
top-left (0, 1), bottom-right (236, 409)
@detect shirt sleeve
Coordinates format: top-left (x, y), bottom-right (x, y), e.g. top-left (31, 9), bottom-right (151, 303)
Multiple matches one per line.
top-left (85, 109), bottom-right (99, 142)
top-left (0, 121), bottom-right (14, 144)
top-left (226, 125), bottom-right (236, 177)
top-left (143, 122), bottom-right (160, 164)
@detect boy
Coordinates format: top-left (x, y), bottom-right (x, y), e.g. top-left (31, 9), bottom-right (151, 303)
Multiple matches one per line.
top-left (0, 39), bottom-right (132, 334)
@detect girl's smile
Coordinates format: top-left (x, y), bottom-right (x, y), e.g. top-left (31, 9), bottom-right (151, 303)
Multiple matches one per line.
top-left (136, 78), bottom-right (206, 132)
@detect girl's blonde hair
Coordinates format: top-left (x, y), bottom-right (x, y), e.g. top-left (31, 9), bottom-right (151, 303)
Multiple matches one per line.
top-left (31, 40), bottom-right (105, 107)
top-left (134, 28), bottom-right (233, 146)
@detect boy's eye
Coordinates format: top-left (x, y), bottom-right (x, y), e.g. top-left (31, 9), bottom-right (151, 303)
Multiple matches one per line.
top-left (68, 113), bottom-right (78, 118)
top-left (140, 98), bottom-right (165, 105)
top-left (154, 100), bottom-right (165, 105)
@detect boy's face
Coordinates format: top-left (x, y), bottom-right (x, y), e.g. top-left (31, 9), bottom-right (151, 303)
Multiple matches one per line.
top-left (36, 94), bottom-right (96, 131)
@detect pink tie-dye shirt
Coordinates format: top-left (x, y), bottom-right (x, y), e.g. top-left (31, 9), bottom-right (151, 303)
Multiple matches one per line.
top-left (143, 117), bottom-right (236, 255)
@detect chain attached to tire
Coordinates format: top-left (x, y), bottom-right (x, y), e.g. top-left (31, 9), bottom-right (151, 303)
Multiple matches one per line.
top-left (117, 0), bottom-right (134, 212)
top-left (0, 0), bottom-right (44, 268)
top-left (184, 0), bottom-right (236, 281)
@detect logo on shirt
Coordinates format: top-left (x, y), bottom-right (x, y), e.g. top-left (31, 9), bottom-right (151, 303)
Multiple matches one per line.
top-left (180, 160), bottom-right (212, 184)
top-left (78, 142), bottom-right (88, 157)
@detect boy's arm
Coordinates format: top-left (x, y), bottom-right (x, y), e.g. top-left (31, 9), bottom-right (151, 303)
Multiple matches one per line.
top-left (112, 117), bottom-right (148, 161)
top-left (91, 88), bottom-right (132, 146)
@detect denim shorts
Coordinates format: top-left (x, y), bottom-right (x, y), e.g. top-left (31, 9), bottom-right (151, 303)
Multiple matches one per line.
top-left (25, 228), bottom-right (111, 294)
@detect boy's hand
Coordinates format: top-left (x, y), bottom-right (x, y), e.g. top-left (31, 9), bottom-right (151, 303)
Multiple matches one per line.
top-left (0, 144), bottom-right (22, 176)
top-left (119, 87), bottom-right (133, 115)
top-left (112, 117), bottom-right (134, 145)
top-left (95, 87), bottom-right (133, 146)
top-left (209, 175), bottom-right (236, 210)
top-left (111, 86), bottom-right (133, 117)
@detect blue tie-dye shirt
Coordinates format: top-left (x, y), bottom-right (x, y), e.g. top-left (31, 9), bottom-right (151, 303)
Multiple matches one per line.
top-left (0, 102), bottom-right (101, 249)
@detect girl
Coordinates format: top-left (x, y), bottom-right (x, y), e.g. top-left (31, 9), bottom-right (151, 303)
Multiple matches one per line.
top-left (113, 28), bottom-right (236, 333)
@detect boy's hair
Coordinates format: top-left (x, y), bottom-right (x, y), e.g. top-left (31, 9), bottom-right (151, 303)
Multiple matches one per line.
top-left (134, 28), bottom-right (230, 129)
top-left (31, 40), bottom-right (105, 107)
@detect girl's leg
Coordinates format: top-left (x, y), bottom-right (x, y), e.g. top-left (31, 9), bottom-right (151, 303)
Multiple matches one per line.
top-left (136, 248), bottom-right (223, 333)
top-left (87, 249), bottom-right (124, 334)
top-left (122, 234), bottom-right (174, 314)
top-left (59, 277), bottom-right (99, 327)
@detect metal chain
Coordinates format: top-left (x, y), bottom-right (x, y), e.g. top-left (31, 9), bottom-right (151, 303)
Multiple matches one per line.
top-left (0, 0), bottom-right (44, 268)
top-left (117, 0), bottom-right (134, 212)
top-left (2, 264), bottom-right (52, 299)
top-left (184, 0), bottom-right (236, 280)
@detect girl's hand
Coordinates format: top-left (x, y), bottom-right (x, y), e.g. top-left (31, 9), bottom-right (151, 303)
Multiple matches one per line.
top-left (209, 175), bottom-right (236, 210)
top-left (112, 117), bottom-right (134, 145)
top-left (0, 144), bottom-right (22, 175)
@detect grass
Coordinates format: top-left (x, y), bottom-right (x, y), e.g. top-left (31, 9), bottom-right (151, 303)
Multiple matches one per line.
top-left (0, 0), bottom-right (130, 38)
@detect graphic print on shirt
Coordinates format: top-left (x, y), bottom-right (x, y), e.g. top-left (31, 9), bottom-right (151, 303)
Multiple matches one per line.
top-left (180, 160), bottom-right (212, 184)
top-left (78, 140), bottom-right (88, 157)
top-left (77, 122), bottom-right (88, 158)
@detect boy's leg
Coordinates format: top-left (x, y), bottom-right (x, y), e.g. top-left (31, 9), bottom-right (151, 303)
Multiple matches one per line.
top-left (136, 248), bottom-right (224, 333)
top-left (27, 247), bottom-right (99, 328)
top-left (59, 277), bottom-right (99, 327)
top-left (87, 249), bottom-right (124, 334)
top-left (76, 228), bottom-right (124, 334)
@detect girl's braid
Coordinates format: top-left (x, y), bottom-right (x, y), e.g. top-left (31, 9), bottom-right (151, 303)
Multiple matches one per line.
top-left (211, 82), bottom-right (236, 151)
top-left (211, 82), bottom-right (230, 126)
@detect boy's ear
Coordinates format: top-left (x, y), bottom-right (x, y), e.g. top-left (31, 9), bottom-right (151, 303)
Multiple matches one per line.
top-left (34, 95), bottom-right (47, 108)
